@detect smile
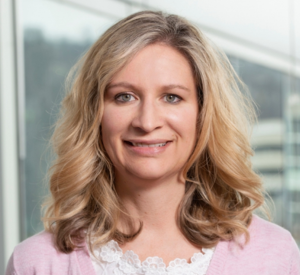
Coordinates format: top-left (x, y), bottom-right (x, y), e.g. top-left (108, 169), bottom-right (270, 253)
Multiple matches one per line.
top-left (130, 142), bottom-right (167, 147)
top-left (123, 140), bottom-right (171, 155)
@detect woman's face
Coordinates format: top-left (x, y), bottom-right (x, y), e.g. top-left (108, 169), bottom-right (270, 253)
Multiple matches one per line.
top-left (101, 43), bottom-right (198, 183)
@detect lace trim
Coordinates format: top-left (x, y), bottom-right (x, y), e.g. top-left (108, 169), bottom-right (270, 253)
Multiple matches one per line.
top-left (91, 240), bottom-right (214, 275)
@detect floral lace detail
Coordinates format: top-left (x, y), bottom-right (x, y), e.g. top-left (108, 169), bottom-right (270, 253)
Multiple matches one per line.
top-left (99, 240), bottom-right (123, 263)
top-left (167, 258), bottom-right (189, 272)
top-left (90, 240), bottom-right (214, 275)
top-left (119, 250), bottom-right (141, 273)
top-left (141, 257), bottom-right (167, 275)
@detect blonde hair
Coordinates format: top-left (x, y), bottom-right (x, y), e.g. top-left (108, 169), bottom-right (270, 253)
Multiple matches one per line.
top-left (43, 11), bottom-right (267, 252)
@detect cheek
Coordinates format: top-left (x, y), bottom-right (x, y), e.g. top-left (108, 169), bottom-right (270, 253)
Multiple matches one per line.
top-left (101, 106), bottom-right (130, 146)
top-left (101, 107), bottom-right (118, 150)
top-left (102, 105), bottom-right (122, 132)
top-left (169, 107), bottom-right (198, 142)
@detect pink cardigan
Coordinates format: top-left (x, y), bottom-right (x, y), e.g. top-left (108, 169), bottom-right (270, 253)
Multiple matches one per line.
top-left (5, 215), bottom-right (300, 274)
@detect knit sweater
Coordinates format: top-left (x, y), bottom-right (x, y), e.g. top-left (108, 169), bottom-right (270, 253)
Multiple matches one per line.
top-left (5, 215), bottom-right (300, 275)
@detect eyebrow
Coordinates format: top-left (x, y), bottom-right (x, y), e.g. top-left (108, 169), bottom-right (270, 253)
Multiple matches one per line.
top-left (107, 82), bottom-right (191, 92)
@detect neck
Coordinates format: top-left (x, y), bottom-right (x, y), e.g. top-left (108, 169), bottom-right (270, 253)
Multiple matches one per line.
top-left (115, 174), bottom-right (185, 234)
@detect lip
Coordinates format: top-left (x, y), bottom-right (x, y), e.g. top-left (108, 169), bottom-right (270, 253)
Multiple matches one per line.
top-left (123, 139), bottom-right (172, 155)
top-left (125, 139), bottom-right (170, 145)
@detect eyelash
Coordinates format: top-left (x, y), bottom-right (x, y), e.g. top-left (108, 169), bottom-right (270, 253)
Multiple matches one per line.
top-left (114, 93), bottom-right (182, 104)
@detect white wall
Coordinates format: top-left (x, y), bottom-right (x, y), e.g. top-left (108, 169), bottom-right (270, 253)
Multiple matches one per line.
top-left (0, 0), bottom-right (21, 269)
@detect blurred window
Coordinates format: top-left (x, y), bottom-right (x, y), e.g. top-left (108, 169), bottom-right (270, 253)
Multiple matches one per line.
top-left (21, 0), bottom-right (300, 247)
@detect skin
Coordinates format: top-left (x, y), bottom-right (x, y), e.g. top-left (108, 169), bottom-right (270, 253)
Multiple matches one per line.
top-left (101, 43), bottom-right (200, 264)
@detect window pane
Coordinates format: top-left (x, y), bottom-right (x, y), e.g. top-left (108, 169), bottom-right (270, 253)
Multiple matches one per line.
top-left (22, 0), bottom-right (115, 238)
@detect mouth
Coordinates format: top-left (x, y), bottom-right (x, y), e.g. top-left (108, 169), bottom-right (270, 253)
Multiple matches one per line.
top-left (123, 139), bottom-right (172, 155)
top-left (124, 140), bottom-right (171, 148)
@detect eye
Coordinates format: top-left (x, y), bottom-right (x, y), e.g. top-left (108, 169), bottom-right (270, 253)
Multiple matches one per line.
top-left (115, 93), bottom-right (135, 102)
top-left (164, 94), bottom-right (181, 103)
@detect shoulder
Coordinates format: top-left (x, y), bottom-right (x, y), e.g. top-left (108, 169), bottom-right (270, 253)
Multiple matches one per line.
top-left (248, 215), bottom-right (299, 254)
top-left (14, 231), bottom-right (57, 256)
top-left (249, 215), bottom-right (300, 266)
top-left (6, 231), bottom-right (65, 274)
top-left (221, 215), bottom-right (300, 273)
top-left (11, 231), bottom-right (62, 265)
top-left (209, 216), bottom-right (300, 275)
top-left (249, 214), bottom-right (293, 243)
top-left (5, 231), bottom-right (94, 275)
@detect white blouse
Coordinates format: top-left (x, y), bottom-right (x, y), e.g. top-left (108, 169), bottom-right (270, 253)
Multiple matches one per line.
top-left (89, 240), bottom-right (214, 275)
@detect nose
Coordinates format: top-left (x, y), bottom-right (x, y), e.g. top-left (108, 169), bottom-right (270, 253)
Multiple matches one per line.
top-left (131, 97), bottom-right (163, 133)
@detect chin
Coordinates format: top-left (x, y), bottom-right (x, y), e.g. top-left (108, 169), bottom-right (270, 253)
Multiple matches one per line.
top-left (124, 164), bottom-right (180, 183)
top-left (128, 170), bottom-right (167, 181)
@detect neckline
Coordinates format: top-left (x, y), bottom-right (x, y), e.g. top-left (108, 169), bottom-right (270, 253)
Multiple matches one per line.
top-left (82, 215), bottom-right (260, 275)
top-left (92, 239), bottom-right (215, 272)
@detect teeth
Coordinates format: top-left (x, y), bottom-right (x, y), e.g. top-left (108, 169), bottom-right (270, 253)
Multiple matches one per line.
top-left (131, 142), bottom-right (167, 147)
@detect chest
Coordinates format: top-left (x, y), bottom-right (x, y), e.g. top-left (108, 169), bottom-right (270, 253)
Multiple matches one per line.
top-left (89, 240), bottom-right (215, 275)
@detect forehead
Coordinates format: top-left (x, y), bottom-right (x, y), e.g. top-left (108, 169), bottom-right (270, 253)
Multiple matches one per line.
top-left (109, 43), bottom-right (196, 90)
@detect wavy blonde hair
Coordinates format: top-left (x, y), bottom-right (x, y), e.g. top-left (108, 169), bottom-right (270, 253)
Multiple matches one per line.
top-left (43, 11), bottom-right (268, 252)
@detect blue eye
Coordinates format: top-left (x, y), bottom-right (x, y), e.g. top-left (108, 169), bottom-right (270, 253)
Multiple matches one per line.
top-left (165, 94), bottom-right (181, 103)
top-left (115, 93), bottom-right (135, 102)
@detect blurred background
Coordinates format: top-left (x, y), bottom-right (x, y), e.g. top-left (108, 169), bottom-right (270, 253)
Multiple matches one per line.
top-left (1, 0), bottom-right (300, 272)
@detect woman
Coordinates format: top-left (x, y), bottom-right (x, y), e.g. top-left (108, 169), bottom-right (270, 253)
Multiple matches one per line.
top-left (6, 11), bottom-right (300, 275)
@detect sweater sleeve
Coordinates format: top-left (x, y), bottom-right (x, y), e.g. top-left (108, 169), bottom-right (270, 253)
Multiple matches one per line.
top-left (5, 253), bottom-right (17, 275)
top-left (289, 234), bottom-right (300, 275)
top-left (4, 231), bottom-right (96, 275)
